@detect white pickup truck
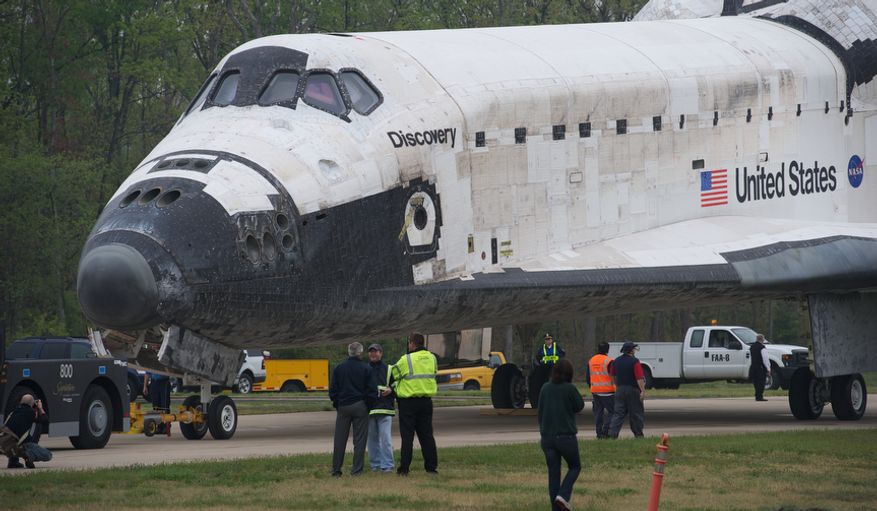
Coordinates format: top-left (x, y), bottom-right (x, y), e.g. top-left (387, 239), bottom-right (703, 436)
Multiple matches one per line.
top-left (608, 326), bottom-right (810, 390)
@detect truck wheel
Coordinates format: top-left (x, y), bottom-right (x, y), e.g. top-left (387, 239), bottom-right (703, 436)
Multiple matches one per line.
top-left (127, 375), bottom-right (139, 403)
top-left (830, 374), bottom-right (867, 421)
top-left (236, 373), bottom-right (254, 394)
top-left (179, 395), bottom-right (208, 440)
top-left (789, 368), bottom-right (823, 420)
top-left (463, 380), bottom-right (480, 391)
top-left (69, 385), bottom-right (113, 449)
top-left (642, 367), bottom-right (654, 390)
top-left (281, 380), bottom-right (306, 392)
top-left (491, 364), bottom-right (526, 409)
top-left (766, 365), bottom-right (781, 391)
top-left (208, 395), bottom-right (238, 440)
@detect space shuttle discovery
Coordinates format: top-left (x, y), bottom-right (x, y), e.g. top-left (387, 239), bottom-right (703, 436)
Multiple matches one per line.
top-left (78, 0), bottom-right (877, 424)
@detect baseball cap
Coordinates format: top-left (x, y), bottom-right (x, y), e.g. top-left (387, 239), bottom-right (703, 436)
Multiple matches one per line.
top-left (621, 341), bottom-right (638, 353)
top-left (368, 343), bottom-right (383, 352)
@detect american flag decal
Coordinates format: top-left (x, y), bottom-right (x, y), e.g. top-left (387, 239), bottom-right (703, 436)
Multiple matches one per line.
top-left (700, 169), bottom-right (728, 207)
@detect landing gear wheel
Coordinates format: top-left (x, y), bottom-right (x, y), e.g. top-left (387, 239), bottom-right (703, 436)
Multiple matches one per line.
top-left (528, 365), bottom-right (551, 408)
top-left (208, 395), bottom-right (237, 440)
top-left (236, 373), bottom-right (253, 394)
top-left (70, 385), bottom-right (113, 449)
top-left (491, 364), bottom-right (526, 409)
top-left (789, 368), bottom-right (823, 420)
top-left (831, 374), bottom-right (867, 421)
top-left (179, 395), bottom-right (208, 440)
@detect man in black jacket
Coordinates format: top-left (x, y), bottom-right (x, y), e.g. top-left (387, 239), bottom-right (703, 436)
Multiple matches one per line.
top-left (749, 334), bottom-right (770, 401)
top-left (329, 342), bottom-right (377, 476)
top-left (5, 394), bottom-right (52, 469)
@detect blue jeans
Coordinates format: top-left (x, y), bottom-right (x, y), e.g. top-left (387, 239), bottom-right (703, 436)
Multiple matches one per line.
top-left (540, 434), bottom-right (581, 510)
top-left (23, 442), bottom-right (52, 462)
top-left (367, 414), bottom-right (394, 471)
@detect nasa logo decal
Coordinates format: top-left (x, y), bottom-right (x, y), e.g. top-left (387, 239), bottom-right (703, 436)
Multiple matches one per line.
top-left (848, 155), bottom-right (864, 188)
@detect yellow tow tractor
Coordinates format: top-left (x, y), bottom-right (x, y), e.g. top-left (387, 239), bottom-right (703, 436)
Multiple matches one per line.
top-left (125, 393), bottom-right (237, 439)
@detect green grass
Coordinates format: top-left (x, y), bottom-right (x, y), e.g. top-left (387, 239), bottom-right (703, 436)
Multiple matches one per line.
top-left (2, 430), bottom-right (875, 510)
top-left (145, 391), bottom-right (493, 415)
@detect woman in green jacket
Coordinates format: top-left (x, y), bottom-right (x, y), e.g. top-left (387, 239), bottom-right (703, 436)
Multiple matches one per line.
top-left (537, 358), bottom-right (584, 511)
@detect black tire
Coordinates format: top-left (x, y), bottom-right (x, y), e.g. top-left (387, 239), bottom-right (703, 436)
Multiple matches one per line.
top-left (207, 395), bottom-right (238, 440)
top-left (642, 367), bottom-right (654, 390)
top-left (463, 380), bottom-right (480, 391)
top-left (789, 368), bottom-right (823, 420)
top-left (766, 365), bottom-right (781, 391)
top-left (280, 380), bottom-right (306, 392)
top-left (69, 385), bottom-right (113, 449)
top-left (491, 364), bottom-right (526, 409)
top-left (127, 375), bottom-right (139, 403)
top-left (143, 418), bottom-right (158, 437)
top-left (831, 374), bottom-right (867, 421)
top-left (528, 364), bottom-right (551, 408)
top-left (236, 372), bottom-right (254, 394)
top-left (179, 395), bottom-right (208, 440)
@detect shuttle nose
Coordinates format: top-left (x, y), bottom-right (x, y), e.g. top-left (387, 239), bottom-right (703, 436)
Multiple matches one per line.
top-left (77, 244), bottom-right (159, 330)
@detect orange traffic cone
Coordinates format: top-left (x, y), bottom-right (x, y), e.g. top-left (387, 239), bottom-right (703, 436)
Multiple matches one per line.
top-left (647, 433), bottom-right (670, 511)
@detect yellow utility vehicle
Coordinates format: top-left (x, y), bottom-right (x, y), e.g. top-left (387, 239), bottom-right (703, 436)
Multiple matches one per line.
top-left (253, 359), bottom-right (329, 392)
top-left (435, 352), bottom-right (506, 391)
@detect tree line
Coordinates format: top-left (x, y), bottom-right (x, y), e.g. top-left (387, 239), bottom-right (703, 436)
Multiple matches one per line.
top-left (2, 0), bottom-right (813, 357)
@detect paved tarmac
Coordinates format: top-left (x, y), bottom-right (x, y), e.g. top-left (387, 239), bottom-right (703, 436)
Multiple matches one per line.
top-left (4, 397), bottom-right (875, 473)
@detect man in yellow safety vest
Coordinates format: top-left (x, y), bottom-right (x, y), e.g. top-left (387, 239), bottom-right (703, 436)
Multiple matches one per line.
top-left (586, 341), bottom-right (616, 439)
top-left (387, 332), bottom-right (438, 475)
top-left (536, 333), bottom-right (566, 367)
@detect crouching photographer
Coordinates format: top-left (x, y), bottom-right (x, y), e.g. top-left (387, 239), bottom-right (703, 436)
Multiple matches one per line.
top-left (4, 394), bottom-right (52, 469)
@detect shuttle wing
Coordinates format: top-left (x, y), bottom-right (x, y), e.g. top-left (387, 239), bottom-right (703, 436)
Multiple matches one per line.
top-left (387, 217), bottom-right (877, 327)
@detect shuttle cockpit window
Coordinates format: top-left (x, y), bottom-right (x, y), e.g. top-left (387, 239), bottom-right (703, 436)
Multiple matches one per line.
top-left (186, 73), bottom-right (217, 115)
top-left (259, 71), bottom-right (301, 106)
top-left (212, 71), bottom-right (241, 106)
top-left (302, 72), bottom-right (346, 115)
top-left (339, 70), bottom-right (381, 115)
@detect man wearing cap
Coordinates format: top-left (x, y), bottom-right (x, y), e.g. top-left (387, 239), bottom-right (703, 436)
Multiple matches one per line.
top-left (329, 341), bottom-right (377, 476)
top-left (536, 333), bottom-right (566, 367)
top-left (607, 342), bottom-right (646, 438)
top-left (387, 332), bottom-right (438, 475)
top-left (366, 343), bottom-right (395, 473)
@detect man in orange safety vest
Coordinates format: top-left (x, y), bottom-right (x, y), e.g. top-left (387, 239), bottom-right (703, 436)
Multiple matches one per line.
top-left (585, 342), bottom-right (616, 439)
